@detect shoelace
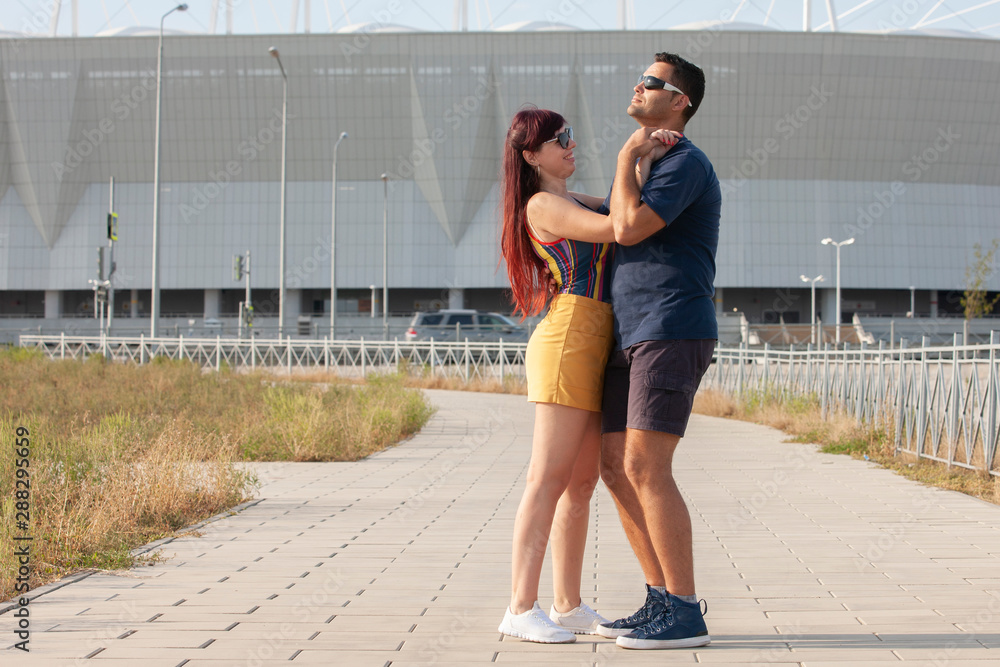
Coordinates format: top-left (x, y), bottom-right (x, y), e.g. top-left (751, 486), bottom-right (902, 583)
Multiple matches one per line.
top-left (530, 609), bottom-right (561, 627)
top-left (619, 594), bottom-right (663, 625)
top-left (640, 598), bottom-right (708, 635)
top-left (643, 607), bottom-right (676, 634)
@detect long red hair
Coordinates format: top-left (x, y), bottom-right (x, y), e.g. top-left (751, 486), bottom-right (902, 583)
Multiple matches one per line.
top-left (499, 108), bottom-right (566, 318)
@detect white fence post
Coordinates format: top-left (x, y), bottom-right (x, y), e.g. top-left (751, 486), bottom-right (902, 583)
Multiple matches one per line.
top-left (986, 331), bottom-right (999, 470)
top-left (361, 337), bottom-right (366, 377)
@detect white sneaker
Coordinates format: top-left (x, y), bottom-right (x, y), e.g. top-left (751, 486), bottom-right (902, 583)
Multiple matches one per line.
top-left (549, 602), bottom-right (609, 635)
top-left (499, 602), bottom-right (577, 643)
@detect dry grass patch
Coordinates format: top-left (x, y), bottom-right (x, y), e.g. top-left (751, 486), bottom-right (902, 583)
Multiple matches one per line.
top-left (693, 387), bottom-right (1000, 505)
top-left (0, 348), bottom-right (433, 600)
top-left (245, 373), bottom-right (434, 461)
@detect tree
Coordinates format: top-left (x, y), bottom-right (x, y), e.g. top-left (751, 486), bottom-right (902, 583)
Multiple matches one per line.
top-left (961, 239), bottom-right (1000, 320)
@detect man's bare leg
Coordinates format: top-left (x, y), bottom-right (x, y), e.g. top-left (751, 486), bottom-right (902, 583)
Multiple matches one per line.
top-left (622, 428), bottom-right (694, 595)
top-left (599, 430), bottom-right (664, 586)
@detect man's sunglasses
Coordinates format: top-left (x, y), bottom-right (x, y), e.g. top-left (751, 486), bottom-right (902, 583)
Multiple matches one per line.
top-left (637, 75), bottom-right (693, 107)
top-left (542, 126), bottom-right (574, 149)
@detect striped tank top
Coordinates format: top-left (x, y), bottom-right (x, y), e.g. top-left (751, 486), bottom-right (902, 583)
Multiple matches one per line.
top-left (527, 217), bottom-right (611, 303)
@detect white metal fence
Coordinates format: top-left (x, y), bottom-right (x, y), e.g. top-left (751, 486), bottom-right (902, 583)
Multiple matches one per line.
top-left (18, 332), bottom-right (1000, 475)
top-left (702, 333), bottom-right (1000, 476)
top-left (17, 334), bottom-right (528, 383)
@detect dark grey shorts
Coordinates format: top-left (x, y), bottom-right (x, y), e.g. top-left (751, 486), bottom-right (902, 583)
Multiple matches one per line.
top-left (601, 339), bottom-right (716, 437)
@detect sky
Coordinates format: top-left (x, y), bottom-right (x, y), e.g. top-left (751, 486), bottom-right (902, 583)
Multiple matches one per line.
top-left (2, 0), bottom-right (998, 39)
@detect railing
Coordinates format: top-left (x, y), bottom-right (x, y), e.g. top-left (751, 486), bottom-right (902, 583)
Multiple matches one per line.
top-left (18, 332), bottom-right (1000, 475)
top-left (17, 334), bottom-right (528, 383)
top-left (702, 333), bottom-right (1000, 476)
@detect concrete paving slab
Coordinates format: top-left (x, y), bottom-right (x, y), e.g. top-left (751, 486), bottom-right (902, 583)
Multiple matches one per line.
top-left (3, 389), bottom-right (1000, 665)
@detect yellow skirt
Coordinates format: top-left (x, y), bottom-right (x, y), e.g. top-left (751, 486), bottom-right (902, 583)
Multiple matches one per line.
top-left (526, 293), bottom-right (614, 412)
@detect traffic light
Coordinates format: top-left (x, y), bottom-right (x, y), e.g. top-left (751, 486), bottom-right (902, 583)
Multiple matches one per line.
top-left (233, 254), bottom-right (244, 281)
top-left (107, 212), bottom-right (118, 241)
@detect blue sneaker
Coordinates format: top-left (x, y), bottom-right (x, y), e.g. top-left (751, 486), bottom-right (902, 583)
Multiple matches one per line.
top-left (615, 594), bottom-right (711, 649)
top-left (595, 585), bottom-right (666, 638)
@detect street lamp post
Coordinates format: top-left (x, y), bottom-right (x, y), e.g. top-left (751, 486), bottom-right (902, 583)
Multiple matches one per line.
top-left (330, 131), bottom-right (347, 339)
top-left (150, 3), bottom-right (188, 338)
top-left (821, 237), bottom-right (855, 345)
top-left (909, 285), bottom-right (916, 317)
top-left (381, 173), bottom-right (388, 340)
top-left (800, 274), bottom-right (825, 346)
top-left (269, 46), bottom-right (288, 339)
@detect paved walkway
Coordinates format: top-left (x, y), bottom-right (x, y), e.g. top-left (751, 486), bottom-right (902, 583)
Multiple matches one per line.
top-left (5, 389), bottom-right (1000, 666)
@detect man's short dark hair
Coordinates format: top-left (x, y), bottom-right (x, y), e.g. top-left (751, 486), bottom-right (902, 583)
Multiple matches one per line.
top-left (654, 52), bottom-right (705, 123)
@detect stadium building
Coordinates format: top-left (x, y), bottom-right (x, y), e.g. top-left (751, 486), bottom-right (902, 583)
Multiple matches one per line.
top-left (1, 24), bottom-right (998, 339)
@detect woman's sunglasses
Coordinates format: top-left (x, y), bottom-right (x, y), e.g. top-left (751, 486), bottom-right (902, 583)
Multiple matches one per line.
top-left (542, 126), bottom-right (574, 149)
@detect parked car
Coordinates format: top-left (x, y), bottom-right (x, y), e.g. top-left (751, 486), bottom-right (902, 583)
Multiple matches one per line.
top-left (405, 309), bottom-right (529, 343)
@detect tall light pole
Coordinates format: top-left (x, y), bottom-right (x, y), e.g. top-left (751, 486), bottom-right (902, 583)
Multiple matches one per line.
top-left (800, 274), bottom-right (825, 346)
top-left (821, 237), bottom-right (855, 345)
top-left (269, 46), bottom-right (288, 339)
top-left (330, 131), bottom-right (347, 339)
top-left (381, 173), bottom-right (388, 340)
top-left (150, 3), bottom-right (188, 338)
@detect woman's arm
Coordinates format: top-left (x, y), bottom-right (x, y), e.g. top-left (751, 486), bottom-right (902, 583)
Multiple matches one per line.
top-left (526, 193), bottom-right (615, 243)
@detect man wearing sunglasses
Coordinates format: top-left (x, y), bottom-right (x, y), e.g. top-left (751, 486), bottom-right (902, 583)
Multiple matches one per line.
top-left (595, 53), bottom-right (721, 650)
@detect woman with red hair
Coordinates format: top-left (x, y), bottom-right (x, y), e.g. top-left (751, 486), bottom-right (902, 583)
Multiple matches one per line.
top-left (497, 108), bottom-right (676, 643)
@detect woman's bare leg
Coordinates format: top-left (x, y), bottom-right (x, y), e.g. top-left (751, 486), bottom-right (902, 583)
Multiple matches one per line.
top-left (509, 402), bottom-right (593, 614)
top-left (549, 409), bottom-right (602, 612)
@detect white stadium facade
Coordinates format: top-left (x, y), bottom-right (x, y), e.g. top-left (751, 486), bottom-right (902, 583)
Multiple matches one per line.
top-left (1, 20), bottom-right (998, 340)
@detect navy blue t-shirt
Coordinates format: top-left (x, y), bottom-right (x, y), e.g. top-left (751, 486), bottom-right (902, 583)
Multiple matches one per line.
top-left (600, 136), bottom-right (721, 350)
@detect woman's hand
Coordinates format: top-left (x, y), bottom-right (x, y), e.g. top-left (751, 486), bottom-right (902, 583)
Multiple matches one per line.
top-left (647, 129), bottom-right (682, 161)
top-left (635, 130), bottom-right (682, 188)
top-left (621, 127), bottom-right (682, 160)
